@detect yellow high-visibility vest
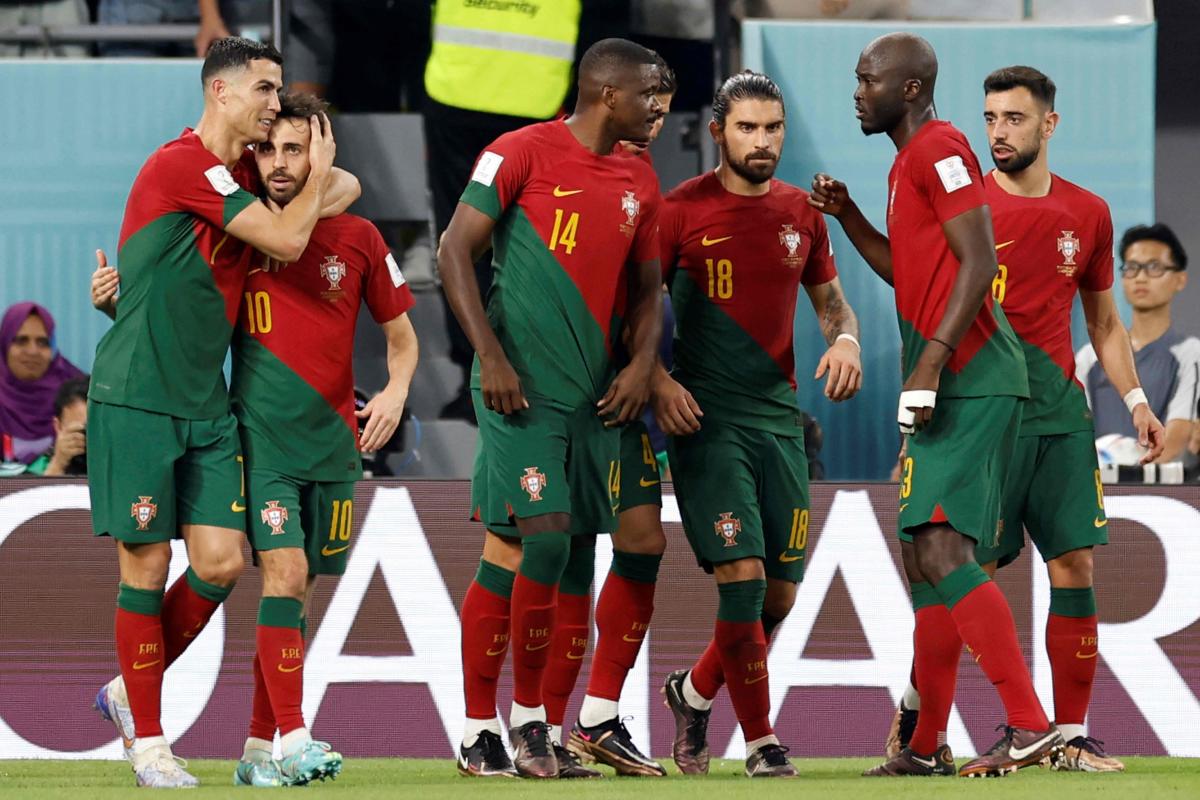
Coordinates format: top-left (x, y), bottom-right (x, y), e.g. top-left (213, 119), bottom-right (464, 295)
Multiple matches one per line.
top-left (425, 0), bottom-right (581, 119)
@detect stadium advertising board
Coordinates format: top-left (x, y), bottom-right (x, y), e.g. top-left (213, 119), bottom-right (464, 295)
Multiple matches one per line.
top-left (1, 480), bottom-right (1197, 759)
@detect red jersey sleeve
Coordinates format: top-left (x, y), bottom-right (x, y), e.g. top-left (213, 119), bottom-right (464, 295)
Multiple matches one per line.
top-left (459, 130), bottom-right (533, 220)
top-left (910, 131), bottom-right (987, 225)
top-left (631, 189), bottom-right (661, 265)
top-left (1080, 200), bottom-right (1115, 292)
top-left (362, 224), bottom-right (416, 323)
top-left (658, 197), bottom-right (683, 280)
top-left (153, 143), bottom-right (259, 229)
top-left (801, 210), bottom-right (838, 286)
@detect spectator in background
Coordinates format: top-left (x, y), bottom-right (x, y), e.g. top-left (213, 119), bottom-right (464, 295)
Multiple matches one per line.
top-left (24, 376), bottom-right (89, 476)
top-left (0, 0), bottom-right (90, 57)
top-left (424, 0), bottom-right (582, 422)
top-left (1, 302), bottom-right (84, 465)
top-left (1077, 223), bottom-right (1200, 463)
top-left (98, 0), bottom-right (269, 57)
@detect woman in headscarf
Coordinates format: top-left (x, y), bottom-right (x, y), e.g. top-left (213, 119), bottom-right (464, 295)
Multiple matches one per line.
top-left (1, 302), bottom-right (84, 465)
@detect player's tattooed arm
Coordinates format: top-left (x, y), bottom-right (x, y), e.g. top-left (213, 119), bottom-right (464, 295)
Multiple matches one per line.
top-left (808, 174), bottom-right (893, 285)
top-left (90, 249), bottom-right (119, 321)
top-left (1080, 287), bottom-right (1165, 463)
top-left (439, 203), bottom-right (527, 415)
top-left (599, 259), bottom-right (662, 426)
top-left (805, 278), bottom-right (863, 402)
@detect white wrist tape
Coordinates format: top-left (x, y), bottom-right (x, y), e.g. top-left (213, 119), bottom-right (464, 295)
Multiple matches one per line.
top-left (897, 390), bottom-right (937, 435)
top-left (1123, 387), bottom-right (1148, 414)
top-left (835, 333), bottom-right (861, 350)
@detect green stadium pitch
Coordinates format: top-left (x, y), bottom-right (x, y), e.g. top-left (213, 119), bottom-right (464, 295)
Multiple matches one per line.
top-left (2, 758), bottom-right (1198, 798)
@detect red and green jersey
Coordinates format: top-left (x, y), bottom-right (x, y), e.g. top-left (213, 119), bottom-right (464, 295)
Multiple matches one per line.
top-left (661, 173), bottom-right (838, 436)
top-left (230, 213), bottom-right (415, 482)
top-left (460, 120), bottom-right (661, 409)
top-left (887, 120), bottom-right (1028, 399)
top-left (984, 171), bottom-right (1113, 435)
top-left (90, 129), bottom-right (261, 418)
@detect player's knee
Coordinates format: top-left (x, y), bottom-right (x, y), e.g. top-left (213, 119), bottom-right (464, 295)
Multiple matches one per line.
top-left (1049, 547), bottom-right (1094, 586)
top-left (763, 582), bottom-right (797, 620)
top-left (519, 530), bottom-right (571, 584)
top-left (192, 550), bottom-right (244, 588)
top-left (613, 524), bottom-right (666, 555)
top-left (261, 550), bottom-right (308, 599)
top-left (713, 556), bottom-right (766, 584)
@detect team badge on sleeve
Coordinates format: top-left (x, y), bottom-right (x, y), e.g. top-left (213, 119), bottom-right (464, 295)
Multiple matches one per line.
top-left (933, 155), bottom-right (971, 193)
top-left (619, 190), bottom-right (640, 236)
top-left (714, 512), bottom-right (742, 548)
top-left (1057, 231), bottom-right (1080, 276)
top-left (130, 496), bottom-right (158, 531)
top-left (779, 224), bottom-right (804, 268)
top-left (204, 165), bottom-right (240, 197)
top-left (261, 500), bottom-right (289, 535)
top-left (471, 151), bottom-right (504, 187)
top-left (520, 466), bottom-right (547, 501)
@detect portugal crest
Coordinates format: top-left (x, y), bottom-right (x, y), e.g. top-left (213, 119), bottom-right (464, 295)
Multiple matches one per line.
top-left (520, 467), bottom-right (548, 502)
top-left (779, 224), bottom-right (804, 268)
top-left (261, 500), bottom-right (289, 535)
top-left (320, 255), bottom-right (347, 290)
top-left (130, 496), bottom-right (157, 531)
top-left (714, 512), bottom-right (742, 548)
top-left (619, 190), bottom-right (640, 236)
top-left (1057, 230), bottom-right (1080, 276)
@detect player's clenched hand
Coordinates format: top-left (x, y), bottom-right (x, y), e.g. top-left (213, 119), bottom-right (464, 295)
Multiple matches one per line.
top-left (308, 114), bottom-right (336, 182)
top-left (898, 368), bottom-right (940, 435)
top-left (598, 357), bottom-right (654, 428)
top-left (91, 250), bottom-right (119, 318)
top-left (1133, 404), bottom-right (1166, 464)
top-left (479, 352), bottom-right (528, 415)
top-left (807, 174), bottom-right (851, 217)
top-left (356, 386), bottom-right (407, 453)
top-left (815, 338), bottom-right (862, 402)
top-left (652, 372), bottom-right (702, 435)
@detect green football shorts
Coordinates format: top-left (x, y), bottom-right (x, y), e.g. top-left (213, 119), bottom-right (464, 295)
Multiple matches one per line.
top-left (897, 395), bottom-right (1022, 548)
top-left (470, 392), bottom-right (619, 536)
top-left (668, 420), bottom-right (810, 582)
top-left (975, 429), bottom-right (1108, 568)
top-left (88, 399), bottom-right (244, 543)
top-left (246, 468), bottom-right (357, 576)
top-left (616, 420), bottom-right (662, 513)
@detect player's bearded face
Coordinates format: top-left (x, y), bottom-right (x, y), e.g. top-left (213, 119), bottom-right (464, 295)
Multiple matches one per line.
top-left (256, 118), bottom-right (313, 206)
top-left (611, 65), bottom-right (664, 145)
top-left (717, 99), bottom-right (784, 185)
top-left (984, 88), bottom-right (1050, 175)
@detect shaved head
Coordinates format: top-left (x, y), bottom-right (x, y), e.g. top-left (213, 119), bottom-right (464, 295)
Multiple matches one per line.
top-left (572, 37), bottom-right (663, 146)
top-left (577, 38), bottom-right (659, 104)
top-left (854, 32), bottom-right (939, 137)
top-left (861, 32), bottom-right (938, 98)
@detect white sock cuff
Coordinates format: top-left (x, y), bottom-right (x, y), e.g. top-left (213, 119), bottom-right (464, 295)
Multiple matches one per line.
top-left (549, 724), bottom-right (564, 745)
top-left (746, 734), bottom-right (780, 756)
top-left (243, 736), bottom-right (274, 757)
top-left (280, 727), bottom-right (312, 756)
top-left (462, 717), bottom-right (501, 748)
top-left (682, 672), bottom-right (714, 711)
top-left (508, 702), bottom-right (546, 730)
top-left (901, 681), bottom-right (921, 711)
top-left (579, 695), bottom-right (619, 728)
top-left (1057, 723), bottom-right (1086, 743)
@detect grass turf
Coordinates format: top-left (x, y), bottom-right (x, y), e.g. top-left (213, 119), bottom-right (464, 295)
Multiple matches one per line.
top-left (0, 758), bottom-right (1197, 798)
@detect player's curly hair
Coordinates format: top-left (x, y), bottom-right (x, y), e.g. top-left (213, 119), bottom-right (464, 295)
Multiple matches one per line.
top-left (984, 65), bottom-right (1056, 110)
top-left (200, 37), bottom-right (282, 86)
top-left (712, 70), bottom-right (784, 128)
top-left (278, 89), bottom-right (330, 121)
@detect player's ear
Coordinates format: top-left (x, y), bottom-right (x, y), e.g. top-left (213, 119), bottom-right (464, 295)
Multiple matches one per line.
top-left (903, 78), bottom-right (922, 102)
top-left (1043, 110), bottom-right (1059, 140)
top-left (708, 118), bottom-right (722, 145)
top-left (601, 83), bottom-right (618, 111)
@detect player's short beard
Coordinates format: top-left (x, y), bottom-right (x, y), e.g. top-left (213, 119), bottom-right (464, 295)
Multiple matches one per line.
top-left (266, 169), bottom-right (301, 206)
top-left (722, 141), bottom-right (777, 185)
top-left (992, 141), bottom-right (1040, 174)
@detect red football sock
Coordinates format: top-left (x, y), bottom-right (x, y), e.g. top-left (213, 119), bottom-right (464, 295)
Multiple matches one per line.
top-left (689, 639), bottom-right (724, 700)
top-left (950, 582), bottom-right (1049, 731)
top-left (461, 580), bottom-right (512, 720)
top-left (543, 592), bottom-right (590, 726)
top-left (586, 573), bottom-right (654, 701)
top-left (510, 573), bottom-right (558, 708)
top-left (249, 652), bottom-right (276, 741)
top-left (161, 573), bottom-right (224, 667)
top-left (715, 620), bottom-right (772, 742)
top-left (115, 607), bottom-right (165, 738)
top-left (1047, 613), bottom-right (1098, 726)
top-left (909, 604), bottom-right (961, 755)
top-left (257, 624), bottom-right (305, 735)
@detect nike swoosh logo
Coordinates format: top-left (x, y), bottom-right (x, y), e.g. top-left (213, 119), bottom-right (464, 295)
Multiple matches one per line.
top-left (701, 234), bottom-right (732, 246)
top-left (485, 646), bottom-right (506, 656)
top-left (132, 660), bottom-right (161, 670)
top-left (995, 240), bottom-right (1015, 251)
top-left (553, 186), bottom-right (583, 197)
top-left (182, 624), bottom-right (204, 640)
top-left (899, 503), bottom-right (909, 513)
top-left (1094, 516), bottom-right (1107, 528)
top-left (231, 501), bottom-right (246, 512)
top-left (567, 652), bottom-right (585, 660)
top-left (622, 634), bottom-right (645, 643)
top-left (525, 641), bottom-right (550, 652)
top-left (1076, 650), bottom-right (1098, 659)
top-left (778, 553), bottom-right (802, 563)
top-left (1008, 732), bottom-right (1057, 761)
top-left (277, 663), bottom-right (302, 673)
top-left (321, 544), bottom-right (350, 556)
top-left (744, 673), bottom-right (768, 684)
top-left (912, 755), bottom-right (937, 768)
top-left (639, 477), bottom-right (660, 487)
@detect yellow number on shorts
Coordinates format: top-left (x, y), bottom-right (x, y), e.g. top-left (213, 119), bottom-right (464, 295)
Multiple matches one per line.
top-left (328, 499), bottom-right (353, 542)
top-left (236, 455), bottom-right (245, 500)
top-left (640, 434), bottom-right (656, 467)
top-left (788, 508), bottom-right (809, 551)
top-left (608, 460), bottom-right (621, 503)
top-left (1094, 468), bottom-right (1105, 510)
top-left (244, 291), bottom-right (272, 334)
top-left (899, 457), bottom-right (914, 499)
top-left (705, 258), bottom-right (733, 299)
top-left (991, 263), bottom-right (1008, 305)
top-left (549, 208), bottom-right (580, 254)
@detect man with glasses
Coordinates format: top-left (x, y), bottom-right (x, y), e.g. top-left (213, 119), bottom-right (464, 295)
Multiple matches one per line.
top-left (1077, 223), bottom-right (1200, 463)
